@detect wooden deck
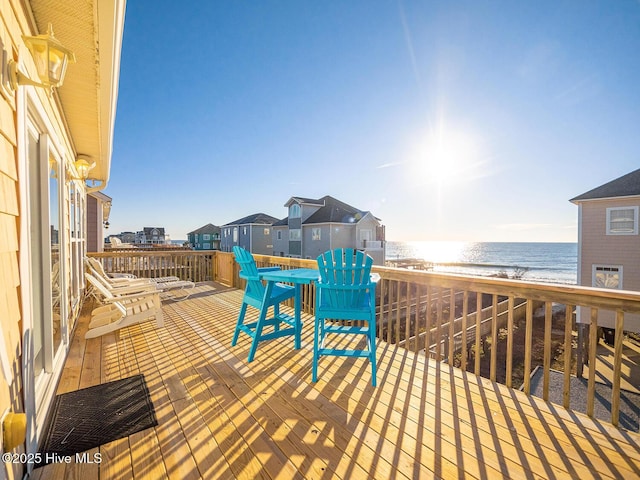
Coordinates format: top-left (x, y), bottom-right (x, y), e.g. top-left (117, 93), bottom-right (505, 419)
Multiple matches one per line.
top-left (32, 282), bottom-right (640, 479)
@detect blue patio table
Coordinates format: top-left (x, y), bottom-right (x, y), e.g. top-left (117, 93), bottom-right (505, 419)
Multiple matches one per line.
top-left (258, 268), bottom-right (320, 350)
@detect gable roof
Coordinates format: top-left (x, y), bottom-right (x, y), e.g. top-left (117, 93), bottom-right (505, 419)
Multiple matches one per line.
top-left (143, 227), bottom-right (165, 235)
top-left (570, 168), bottom-right (640, 203)
top-left (284, 196), bottom-right (325, 208)
top-left (188, 223), bottom-right (221, 235)
top-left (304, 195), bottom-right (376, 225)
top-left (223, 213), bottom-right (280, 226)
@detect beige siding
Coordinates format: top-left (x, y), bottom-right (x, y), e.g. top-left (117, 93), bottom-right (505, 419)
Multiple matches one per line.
top-left (0, 3), bottom-right (23, 479)
top-left (579, 198), bottom-right (640, 289)
top-left (579, 197), bottom-right (640, 331)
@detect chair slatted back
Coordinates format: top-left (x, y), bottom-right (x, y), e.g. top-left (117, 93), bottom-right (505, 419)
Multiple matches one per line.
top-left (232, 246), bottom-right (265, 302)
top-left (86, 273), bottom-right (115, 300)
top-left (317, 248), bottom-right (373, 309)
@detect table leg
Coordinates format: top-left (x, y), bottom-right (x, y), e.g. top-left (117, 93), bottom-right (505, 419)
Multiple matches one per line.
top-left (294, 284), bottom-right (302, 349)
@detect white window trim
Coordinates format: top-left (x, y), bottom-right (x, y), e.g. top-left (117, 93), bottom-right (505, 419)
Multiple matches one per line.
top-left (606, 206), bottom-right (638, 235)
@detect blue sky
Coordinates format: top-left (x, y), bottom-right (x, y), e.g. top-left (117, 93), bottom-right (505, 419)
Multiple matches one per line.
top-left (107, 1), bottom-right (640, 242)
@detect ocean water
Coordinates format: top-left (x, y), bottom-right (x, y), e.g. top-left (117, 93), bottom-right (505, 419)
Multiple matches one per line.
top-left (386, 241), bottom-right (578, 285)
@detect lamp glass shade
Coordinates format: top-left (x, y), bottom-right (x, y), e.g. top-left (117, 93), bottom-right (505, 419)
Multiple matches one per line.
top-left (75, 159), bottom-right (91, 180)
top-left (23, 24), bottom-right (75, 88)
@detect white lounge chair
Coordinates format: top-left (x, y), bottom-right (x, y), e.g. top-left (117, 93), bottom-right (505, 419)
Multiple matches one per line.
top-left (85, 257), bottom-right (195, 301)
top-left (85, 274), bottom-right (164, 339)
top-left (85, 257), bottom-right (181, 286)
top-left (108, 236), bottom-right (134, 248)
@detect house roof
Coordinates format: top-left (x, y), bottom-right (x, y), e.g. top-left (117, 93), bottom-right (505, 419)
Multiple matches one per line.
top-left (188, 223), bottom-right (221, 235)
top-left (272, 217), bottom-right (289, 227)
top-left (223, 213), bottom-right (280, 226)
top-left (143, 227), bottom-right (165, 235)
top-left (284, 196), bottom-right (325, 208)
top-left (31, 0), bottom-right (125, 188)
top-left (570, 168), bottom-right (640, 203)
top-left (303, 195), bottom-right (376, 225)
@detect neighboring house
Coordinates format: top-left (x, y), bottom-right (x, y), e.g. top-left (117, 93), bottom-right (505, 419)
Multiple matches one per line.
top-left (188, 223), bottom-right (221, 250)
top-left (570, 168), bottom-right (640, 333)
top-left (275, 195), bottom-right (386, 264)
top-left (86, 191), bottom-right (112, 253)
top-left (137, 227), bottom-right (167, 244)
top-left (0, 2), bottom-right (124, 478)
top-left (120, 231), bottom-right (137, 243)
top-left (220, 213), bottom-right (280, 254)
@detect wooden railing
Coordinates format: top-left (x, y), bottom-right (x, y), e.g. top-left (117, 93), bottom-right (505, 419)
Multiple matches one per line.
top-left (89, 250), bottom-right (640, 429)
top-left (214, 252), bottom-right (640, 429)
top-left (90, 250), bottom-right (214, 282)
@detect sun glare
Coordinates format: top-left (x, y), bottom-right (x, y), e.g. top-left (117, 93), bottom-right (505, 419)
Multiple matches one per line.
top-left (408, 125), bottom-right (484, 186)
top-left (410, 240), bottom-right (467, 264)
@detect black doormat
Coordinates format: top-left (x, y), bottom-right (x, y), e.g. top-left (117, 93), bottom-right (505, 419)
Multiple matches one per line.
top-left (37, 374), bottom-right (157, 466)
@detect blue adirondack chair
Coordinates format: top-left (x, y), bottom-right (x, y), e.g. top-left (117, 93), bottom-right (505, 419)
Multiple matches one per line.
top-left (314, 248), bottom-right (378, 386)
top-left (231, 246), bottom-right (296, 361)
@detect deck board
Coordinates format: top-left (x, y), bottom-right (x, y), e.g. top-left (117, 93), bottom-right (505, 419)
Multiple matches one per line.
top-left (33, 283), bottom-right (640, 480)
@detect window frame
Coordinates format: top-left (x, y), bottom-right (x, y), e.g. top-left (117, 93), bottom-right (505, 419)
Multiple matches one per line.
top-left (289, 229), bottom-right (301, 241)
top-left (592, 264), bottom-right (623, 290)
top-left (606, 206), bottom-right (638, 235)
top-left (290, 204), bottom-right (301, 218)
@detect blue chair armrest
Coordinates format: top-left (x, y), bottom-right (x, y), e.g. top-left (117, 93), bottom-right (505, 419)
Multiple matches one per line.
top-left (316, 282), bottom-right (376, 291)
top-left (239, 267), bottom-right (281, 281)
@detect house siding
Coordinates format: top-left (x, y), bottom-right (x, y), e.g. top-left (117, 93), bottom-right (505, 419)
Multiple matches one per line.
top-left (578, 197), bottom-right (640, 330)
top-left (302, 225), bottom-right (331, 259)
top-left (272, 226), bottom-right (288, 256)
top-left (1, 3), bottom-right (28, 478)
top-left (251, 225), bottom-right (273, 255)
top-left (0, 90), bottom-right (22, 480)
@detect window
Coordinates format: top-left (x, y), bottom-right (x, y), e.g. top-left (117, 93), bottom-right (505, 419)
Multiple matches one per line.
top-left (243, 227), bottom-right (247, 235)
top-left (277, 230), bottom-right (282, 240)
top-left (233, 227), bottom-right (238, 242)
top-left (290, 204), bottom-right (301, 218)
top-left (203, 243), bottom-right (211, 249)
top-left (593, 265), bottom-right (622, 289)
top-left (264, 228), bottom-right (270, 235)
top-left (606, 207), bottom-right (638, 235)
top-left (203, 234), bottom-right (210, 241)
top-left (289, 229), bottom-right (301, 240)
top-left (312, 228), bottom-right (321, 241)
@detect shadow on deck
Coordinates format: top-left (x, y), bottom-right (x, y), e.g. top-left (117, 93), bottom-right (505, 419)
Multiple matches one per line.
top-left (31, 282), bottom-right (640, 479)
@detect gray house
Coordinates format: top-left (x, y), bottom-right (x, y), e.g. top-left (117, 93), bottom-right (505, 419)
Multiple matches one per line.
top-left (188, 223), bottom-right (221, 250)
top-left (221, 213), bottom-right (280, 254)
top-left (273, 195), bottom-right (386, 264)
top-left (136, 227), bottom-right (167, 244)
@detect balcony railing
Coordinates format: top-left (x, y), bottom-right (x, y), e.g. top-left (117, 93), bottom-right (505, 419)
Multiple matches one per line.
top-left (90, 250), bottom-right (214, 282)
top-left (90, 250), bottom-right (640, 430)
